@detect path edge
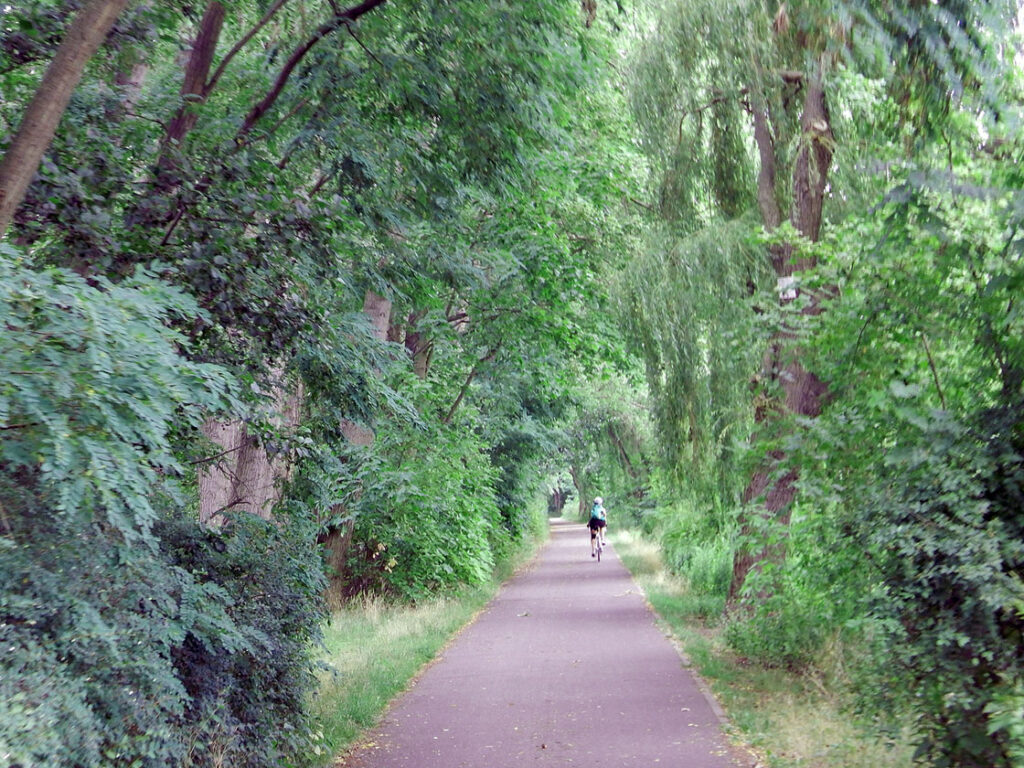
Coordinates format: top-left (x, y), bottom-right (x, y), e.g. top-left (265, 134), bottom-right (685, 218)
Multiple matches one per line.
top-left (332, 530), bottom-right (551, 766)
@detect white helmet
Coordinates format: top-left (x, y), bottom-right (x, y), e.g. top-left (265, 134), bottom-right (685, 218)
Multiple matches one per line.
top-left (594, 497), bottom-right (603, 504)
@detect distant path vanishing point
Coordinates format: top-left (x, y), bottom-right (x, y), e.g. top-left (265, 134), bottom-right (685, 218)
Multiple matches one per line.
top-left (342, 517), bottom-right (747, 767)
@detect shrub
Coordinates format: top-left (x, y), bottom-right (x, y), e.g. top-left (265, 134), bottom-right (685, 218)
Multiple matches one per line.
top-left (156, 514), bottom-right (325, 768)
top-left (658, 498), bottom-right (734, 598)
top-left (0, 253), bottom-right (324, 767)
top-left (724, 583), bottom-right (835, 669)
top-left (854, 406), bottom-right (1024, 767)
top-left (342, 421), bottom-right (503, 600)
top-left (1, 508), bottom-right (324, 768)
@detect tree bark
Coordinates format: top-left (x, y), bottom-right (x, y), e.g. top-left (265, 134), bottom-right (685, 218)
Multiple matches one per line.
top-left (198, 379), bottom-right (304, 525)
top-left (750, 96), bottom-right (782, 232)
top-left (404, 311), bottom-right (432, 378)
top-left (163, 1), bottom-right (225, 152)
top-left (0, 0), bottom-right (131, 237)
top-left (730, 74), bottom-right (833, 603)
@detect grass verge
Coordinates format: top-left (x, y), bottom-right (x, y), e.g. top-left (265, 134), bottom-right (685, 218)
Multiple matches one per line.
top-left (309, 537), bottom-right (544, 764)
top-left (611, 528), bottom-right (913, 768)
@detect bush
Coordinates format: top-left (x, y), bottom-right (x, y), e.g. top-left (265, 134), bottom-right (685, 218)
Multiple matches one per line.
top-left (0, 503), bottom-right (324, 768)
top-left (1, 507), bottom-right (190, 768)
top-left (854, 406), bottom-right (1024, 767)
top-left (0, 253), bottom-right (325, 767)
top-left (657, 498), bottom-right (734, 598)
top-left (724, 584), bottom-right (835, 669)
top-left (157, 514), bottom-right (325, 768)
top-left (342, 421), bottom-right (504, 600)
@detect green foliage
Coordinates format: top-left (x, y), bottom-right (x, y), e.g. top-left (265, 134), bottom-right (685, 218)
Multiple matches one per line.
top-left (725, 597), bottom-right (834, 670)
top-left (0, 246), bottom-right (236, 540)
top-left (617, 220), bottom-right (767, 498)
top-left (648, 493), bottom-right (733, 595)
top-left (558, 365), bottom-right (656, 522)
top-left (853, 406), bottom-right (1024, 766)
top-left (157, 514), bottom-right (326, 768)
top-left (790, 35), bottom-right (1024, 761)
top-left (0, 249), bottom-right (324, 766)
top-left (1, 506), bottom-right (324, 768)
top-left (0, 0), bottom-right (662, 763)
top-left (1, 512), bottom-right (194, 768)
top-left (342, 417), bottom-right (504, 600)
top-left (621, 2), bottom-right (1024, 763)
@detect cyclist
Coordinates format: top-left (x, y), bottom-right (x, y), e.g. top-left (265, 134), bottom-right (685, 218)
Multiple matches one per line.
top-left (588, 497), bottom-right (607, 557)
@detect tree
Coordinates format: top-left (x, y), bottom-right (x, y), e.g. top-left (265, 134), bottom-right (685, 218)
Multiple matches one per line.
top-left (0, 0), bottom-right (130, 235)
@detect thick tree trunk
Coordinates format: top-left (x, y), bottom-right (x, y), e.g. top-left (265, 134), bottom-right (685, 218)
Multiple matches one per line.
top-left (750, 97), bottom-right (782, 232)
top-left (404, 311), bottom-right (432, 378)
top-left (0, 0), bottom-right (130, 237)
top-left (198, 380), bottom-right (303, 525)
top-left (730, 75), bottom-right (833, 603)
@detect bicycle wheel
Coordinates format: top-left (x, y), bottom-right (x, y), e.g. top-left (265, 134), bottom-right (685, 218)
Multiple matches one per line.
top-left (596, 540), bottom-right (602, 562)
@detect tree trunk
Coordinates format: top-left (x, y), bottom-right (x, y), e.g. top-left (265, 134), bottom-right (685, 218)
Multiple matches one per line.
top-left (404, 311), bottom-right (432, 378)
top-left (106, 53), bottom-right (149, 122)
top-left (569, 464), bottom-right (588, 520)
top-left (0, 0), bottom-right (131, 237)
top-left (163, 1), bottom-right (224, 152)
top-left (323, 288), bottom-right (392, 597)
top-left (607, 423), bottom-right (639, 479)
top-left (361, 289), bottom-right (392, 341)
top-left (729, 75), bottom-right (833, 603)
top-left (198, 379), bottom-right (303, 525)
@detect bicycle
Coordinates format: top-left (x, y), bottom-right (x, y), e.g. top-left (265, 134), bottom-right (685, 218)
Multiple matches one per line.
top-left (594, 534), bottom-right (603, 562)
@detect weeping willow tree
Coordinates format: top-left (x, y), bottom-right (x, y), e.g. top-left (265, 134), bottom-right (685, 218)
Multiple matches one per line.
top-left (622, 0), bottom-right (1020, 605)
top-left (621, 0), bottom-right (820, 579)
top-left (618, 222), bottom-right (766, 504)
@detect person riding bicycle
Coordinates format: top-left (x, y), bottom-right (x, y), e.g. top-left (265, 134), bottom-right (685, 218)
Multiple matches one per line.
top-left (588, 497), bottom-right (607, 557)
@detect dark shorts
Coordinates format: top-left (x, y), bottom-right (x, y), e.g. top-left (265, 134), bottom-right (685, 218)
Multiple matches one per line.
top-left (588, 519), bottom-right (606, 532)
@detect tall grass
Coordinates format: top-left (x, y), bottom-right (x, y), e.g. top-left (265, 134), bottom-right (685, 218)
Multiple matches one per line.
top-left (610, 528), bottom-right (914, 768)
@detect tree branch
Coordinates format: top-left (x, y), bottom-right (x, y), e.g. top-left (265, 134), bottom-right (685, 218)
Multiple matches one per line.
top-left (189, 444), bottom-right (245, 466)
top-left (344, 19), bottom-right (383, 66)
top-left (677, 87), bottom-right (750, 148)
top-left (237, 0), bottom-right (389, 141)
top-left (205, 0), bottom-right (292, 97)
top-left (920, 331), bottom-right (947, 410)
top-left (442, 344), bottom-right (500, 424)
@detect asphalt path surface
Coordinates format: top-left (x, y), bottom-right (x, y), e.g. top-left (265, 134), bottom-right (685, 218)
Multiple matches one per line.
top-left (342, 518), bottom-right (745, 767)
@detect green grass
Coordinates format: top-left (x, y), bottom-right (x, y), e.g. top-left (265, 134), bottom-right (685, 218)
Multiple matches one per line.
top-left (611, 528), bottom-right (915, 768)
top-left (309, 538), bottom-right (543, 764)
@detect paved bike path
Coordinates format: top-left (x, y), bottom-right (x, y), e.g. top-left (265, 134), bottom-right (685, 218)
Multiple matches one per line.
top-left (342, 518), bottom-right (745, 767)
